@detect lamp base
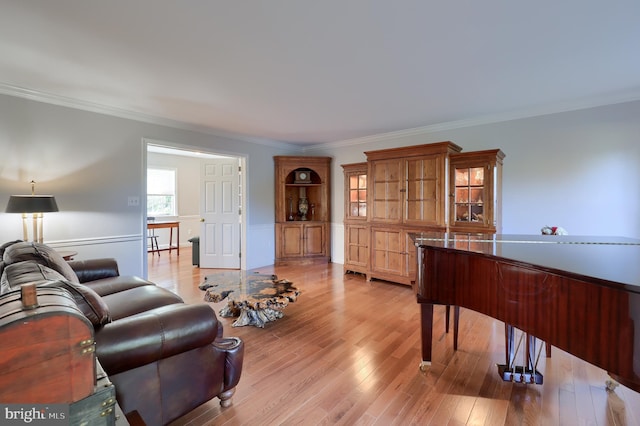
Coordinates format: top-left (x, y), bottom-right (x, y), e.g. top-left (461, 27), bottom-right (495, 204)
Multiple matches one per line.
top-left (22, 213), bottom-right (44, 243)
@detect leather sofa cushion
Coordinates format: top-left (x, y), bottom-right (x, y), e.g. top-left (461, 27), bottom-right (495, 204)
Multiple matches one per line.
top-left (3, 241), bottom-right (79, 283)
top-left (0, 240), bottom-right (23, 279)
top-left (1, 261), bottom-right (111, 327)
top-left (101, 285), bottom-right (183, 321)
top-left (82, 275), bottom-right (156, 297)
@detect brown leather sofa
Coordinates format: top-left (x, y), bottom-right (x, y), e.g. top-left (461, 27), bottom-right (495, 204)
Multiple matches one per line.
top-left (0, 240), bottom-right (244, 426)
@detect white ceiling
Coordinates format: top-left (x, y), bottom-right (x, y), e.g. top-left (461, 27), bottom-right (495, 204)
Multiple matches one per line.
top-left (1, 1), bottom-right (639, 146)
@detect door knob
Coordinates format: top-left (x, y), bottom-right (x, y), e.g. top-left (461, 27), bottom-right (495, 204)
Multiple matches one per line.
top-left (200, 218), bottom-right (205, 222)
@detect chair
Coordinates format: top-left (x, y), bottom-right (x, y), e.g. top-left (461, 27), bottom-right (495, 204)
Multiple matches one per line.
top-left (147, 217), bottom-right (159, 255)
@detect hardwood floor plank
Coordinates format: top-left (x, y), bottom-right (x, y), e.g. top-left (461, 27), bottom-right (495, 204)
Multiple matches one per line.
top-left (152, 248), bottom-right (640, 426)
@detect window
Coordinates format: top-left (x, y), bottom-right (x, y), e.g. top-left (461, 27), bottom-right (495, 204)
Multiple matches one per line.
top-left (147, 168), bottom-right (176, 216)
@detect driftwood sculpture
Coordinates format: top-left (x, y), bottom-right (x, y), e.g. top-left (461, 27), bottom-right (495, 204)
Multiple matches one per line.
top-left (201, 272), bottom-right (300, 328)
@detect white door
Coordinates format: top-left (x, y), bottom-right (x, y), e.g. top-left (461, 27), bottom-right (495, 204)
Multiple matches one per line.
top-left (200, 158), bottom-right (240, 268)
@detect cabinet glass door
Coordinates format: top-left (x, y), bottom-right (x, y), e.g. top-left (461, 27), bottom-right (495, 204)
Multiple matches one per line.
top-left (453, 167), bottom-right (484, 223)
top-left (348, 173), bottom-right (367, 218)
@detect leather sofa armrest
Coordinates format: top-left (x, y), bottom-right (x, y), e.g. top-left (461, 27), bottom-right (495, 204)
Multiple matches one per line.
top-left (68, 258), bottom-right (120, 283)
top-left (214, 337), bottom-right (244, 391)
top-left (95, 303), bottom-right (219, 375)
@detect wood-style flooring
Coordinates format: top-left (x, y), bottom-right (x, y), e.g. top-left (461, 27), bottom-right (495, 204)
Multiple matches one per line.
top-left (147, 248), bottom-right (640, 426)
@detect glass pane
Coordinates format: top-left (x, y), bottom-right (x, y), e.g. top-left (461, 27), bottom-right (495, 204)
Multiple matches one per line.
top-left (358, 175), bottom-right (367, 189)
top-left (470, 167), bottom-right (484, 185)
top-left (455, 204), bottom-right (470, 221)
top-left (350, 202), bottom-right (359, 216)
top-left (471, 205), bottom-right (484, 222)
top-left (358, 203), bottom-right (367, 217)
top-left (358, 189), bottom-right (367, 202)
top-left (455, 188), bottom-right (469, 203)
top-left (470, 188), bottom-right (483, 203)
top-left (455, 169), bottom-right (469, 186)
top-left (350, 175), bottom-right (358, 189)
top-left (350, 189), bottom-right (359, 203)
top-left (147, 195), bottom-right (175, 216)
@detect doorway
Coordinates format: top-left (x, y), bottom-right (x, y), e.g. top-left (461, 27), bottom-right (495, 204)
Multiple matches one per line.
top-left (144, 140), bottom-right (246, 275)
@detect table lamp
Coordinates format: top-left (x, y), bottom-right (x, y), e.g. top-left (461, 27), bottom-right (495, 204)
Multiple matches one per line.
top-left (5, 181), bottom-right (59, 243)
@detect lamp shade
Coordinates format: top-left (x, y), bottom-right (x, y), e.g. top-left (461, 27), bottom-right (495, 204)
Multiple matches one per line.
top-left (5, 195), bottom-right (59, 213)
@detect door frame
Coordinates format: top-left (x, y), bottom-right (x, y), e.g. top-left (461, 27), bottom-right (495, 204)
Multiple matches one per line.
top-left (142, 138), bottom-right (247, 276)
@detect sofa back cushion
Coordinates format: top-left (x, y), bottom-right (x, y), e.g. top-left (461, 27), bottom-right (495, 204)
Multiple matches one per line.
top-left (1, 261), bottom-right (111, 327)
top-left (0, 240), bottom-right (23, 279)
top-left (3, 242), bottom-right (79, 283)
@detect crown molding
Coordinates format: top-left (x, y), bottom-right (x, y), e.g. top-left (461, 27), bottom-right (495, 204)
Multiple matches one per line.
top-left (4, 82), bottom-right (639, 153)
top-left (0, 83), bottom-right (298, 150)
top-left (305, 90), bottom-right (640, 151)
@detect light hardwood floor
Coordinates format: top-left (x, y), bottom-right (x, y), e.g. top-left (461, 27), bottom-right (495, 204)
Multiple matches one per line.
top-left (148, 248), bottom-right (640, 426)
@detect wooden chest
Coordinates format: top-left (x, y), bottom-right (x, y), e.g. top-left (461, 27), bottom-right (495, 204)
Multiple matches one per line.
top-left (0, 285), bottom-right (96, 403)
top-left (69, 361), bottom-right (119, 426)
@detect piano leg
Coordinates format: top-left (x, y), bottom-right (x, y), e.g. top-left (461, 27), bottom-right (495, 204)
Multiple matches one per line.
top-left (419, 303), bottom-right (433, 371)
top-left (445, 305), bottom-right (461, 351)
top-left (453, 306), bottom-right (460, 351)
top-left (445, 305), bottom-right (450, 333)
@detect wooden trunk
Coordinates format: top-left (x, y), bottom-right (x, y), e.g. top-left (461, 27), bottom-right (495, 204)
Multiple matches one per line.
top-left (70, 361), bottom-right (118, 425)
top-left (0, 286), bottom-right (96, 404)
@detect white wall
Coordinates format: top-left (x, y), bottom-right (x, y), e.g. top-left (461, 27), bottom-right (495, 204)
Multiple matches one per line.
top-left (2, 93), bottom-right (638, 272)
top-left (306, 100), bottom-right (640, 264)
top-left (0, 94), bottom-right (298, 275)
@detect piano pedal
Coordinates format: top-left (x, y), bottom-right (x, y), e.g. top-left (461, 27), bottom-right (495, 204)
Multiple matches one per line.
top-left (419, 360), bottom-right (431, 372)
top-left (497, 364), bottom-right (544, 384)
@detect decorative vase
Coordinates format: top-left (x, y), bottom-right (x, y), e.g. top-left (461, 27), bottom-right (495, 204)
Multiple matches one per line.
top-left (298, 197), bottom-right (309, 221)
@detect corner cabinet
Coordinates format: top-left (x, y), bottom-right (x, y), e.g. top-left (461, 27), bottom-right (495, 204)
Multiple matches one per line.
top-left (342, 162), bottom-right (369, 276)
top-left (274, 156), bottom-right (331, 265)
top-left (449, 149), bottom-right (505, 233)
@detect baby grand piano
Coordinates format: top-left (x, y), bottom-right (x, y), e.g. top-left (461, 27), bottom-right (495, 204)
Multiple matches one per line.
top-left (411, 233), bottom-right (640, 393)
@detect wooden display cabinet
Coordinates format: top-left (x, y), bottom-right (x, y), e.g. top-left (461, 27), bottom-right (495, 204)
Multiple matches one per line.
top-left (274, 156), bottom-right (331, 265)
top-left (365, 142), bottom-right (462, 285)
top-left (342, 163), bottom-right (369, 276)
top-left (449, 149), bottom-right (505, 233)
top-left (339, 143), bottom-right (504, 286)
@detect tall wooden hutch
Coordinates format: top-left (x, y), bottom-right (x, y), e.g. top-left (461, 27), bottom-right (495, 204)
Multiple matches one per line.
top-left (342, 162), bottom-right (369, 276)
top-left (274, 156), bottom-right (331, 265)
top-left (342, 142), bottom-right (504, 285)
top-left (365, 142), bottom-right (462, 284)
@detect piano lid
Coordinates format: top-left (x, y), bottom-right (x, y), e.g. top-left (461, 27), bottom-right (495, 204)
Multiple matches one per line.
top-left (411, 233), bottom-right (640, 292)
